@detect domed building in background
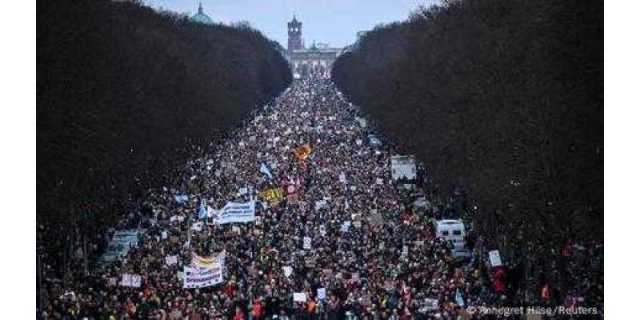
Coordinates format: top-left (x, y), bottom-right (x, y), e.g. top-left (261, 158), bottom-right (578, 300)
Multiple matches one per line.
top-left (191, 2), bottom-right (213, 25)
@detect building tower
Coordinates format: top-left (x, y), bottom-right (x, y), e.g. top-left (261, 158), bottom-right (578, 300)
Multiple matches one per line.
top-left (287, 15), bottom-right (303, 52)
top-left (191, 2), bottom-right (213, 25)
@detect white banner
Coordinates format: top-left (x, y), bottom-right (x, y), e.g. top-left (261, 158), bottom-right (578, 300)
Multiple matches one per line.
top-left (215, 201), bottom-right (256, 224)
top-left (183, 266), bottom-right (223, 289)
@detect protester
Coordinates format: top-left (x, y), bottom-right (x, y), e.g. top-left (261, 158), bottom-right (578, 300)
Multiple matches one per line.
top-left (38, 72), bottom-right (603, 319)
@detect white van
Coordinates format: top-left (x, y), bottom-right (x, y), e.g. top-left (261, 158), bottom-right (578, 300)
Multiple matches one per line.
top-left (390, 155), bottom-right (416, 181)
top-left (434, 219), bottom-right (466, 250)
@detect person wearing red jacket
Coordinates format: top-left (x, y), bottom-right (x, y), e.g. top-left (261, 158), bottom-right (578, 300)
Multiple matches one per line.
top-left (233, 306), bottom-right (245, 320)
top-left (251, 298), bottom-right (264, 319)
top-left (491, 267), bottom-right (507, 293)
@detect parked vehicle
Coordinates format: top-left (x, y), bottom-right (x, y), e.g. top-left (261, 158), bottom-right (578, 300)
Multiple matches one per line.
top-left (434, 219), bottom-right (466, 249)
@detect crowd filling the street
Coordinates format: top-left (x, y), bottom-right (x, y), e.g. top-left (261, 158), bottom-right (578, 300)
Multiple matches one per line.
top-left (38, 74), bottom-right (603, 319)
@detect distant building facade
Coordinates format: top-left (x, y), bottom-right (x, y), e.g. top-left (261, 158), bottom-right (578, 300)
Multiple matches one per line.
top-left (285, 16), bottom-right (342, 77)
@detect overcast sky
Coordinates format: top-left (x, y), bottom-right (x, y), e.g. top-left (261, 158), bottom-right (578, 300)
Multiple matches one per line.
top-left (145, 0), bottom-right (438, 48)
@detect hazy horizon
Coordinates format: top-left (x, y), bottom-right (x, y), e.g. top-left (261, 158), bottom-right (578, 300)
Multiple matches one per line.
top-left (145, 0), bottom-right (438, 48)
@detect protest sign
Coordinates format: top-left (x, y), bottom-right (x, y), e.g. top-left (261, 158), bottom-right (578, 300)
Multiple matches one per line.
top-left (317, 288), bottom-right (327, 300)
top-left (489, 250), bottom-right (503, 267)
top-left (165, 255), bottom-right (178, 266)
top-left (170, 215), bottom-right (185, 223)
top-left (191, 221), bottom-right (204, 232)
top-left (283, 266), bottom-right (293, 277)
top-left (340, 221), bottom-right (351, 233)
top-left (120, 273), bottom-right (141, 288)
top-left (293, 292), bottom-right (307, 302)
top-left (303, 236), bottom-right (312, 250)
top-left (423, 298), bottom-right (439, 311)
top-left (260, 187), bottom-right (284, 205)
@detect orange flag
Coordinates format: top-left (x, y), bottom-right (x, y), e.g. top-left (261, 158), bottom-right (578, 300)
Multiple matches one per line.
top-left (293, 144), bottom-right (313, 161)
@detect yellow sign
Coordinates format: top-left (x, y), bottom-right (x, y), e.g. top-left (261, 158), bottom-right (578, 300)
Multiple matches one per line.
top-left (260, 187), bottom-right (284, 204)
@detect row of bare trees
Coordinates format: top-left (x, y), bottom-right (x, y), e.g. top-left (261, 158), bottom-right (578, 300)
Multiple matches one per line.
top-left (37, 0), bottom-right (291, 272)
top-left (333, 0), bottom-right (602, 295)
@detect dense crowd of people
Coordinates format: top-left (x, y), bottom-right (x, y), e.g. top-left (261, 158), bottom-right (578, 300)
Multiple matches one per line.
top-left (38, 74), bottom-right (603, 319)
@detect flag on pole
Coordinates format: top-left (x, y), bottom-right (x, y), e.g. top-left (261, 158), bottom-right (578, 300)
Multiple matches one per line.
top-left (455, 288), bottom-right (465, 307)
top-left (207, 206), bottom-right (218, 219)
top-left (259, 162), bottom-right (273, 180)
top-left (293, 144), bottom-right (313, 161)
top-left (185, 227), bottom-right (192, 248)
top-left (191, 252), bottom-right (225, 269)
top-left (174, 194), bottom-right (189, 205)
top-left (198, 200), bottom-right (208, 220)
top-left (541, 284), bottom-right (551, 300)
